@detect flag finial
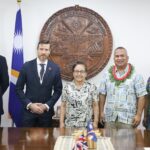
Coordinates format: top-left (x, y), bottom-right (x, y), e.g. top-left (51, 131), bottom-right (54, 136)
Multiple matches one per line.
top-left (17, 0), bottom-right (21, 3)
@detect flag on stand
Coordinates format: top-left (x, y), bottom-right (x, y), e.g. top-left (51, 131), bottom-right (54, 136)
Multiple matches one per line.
top-left (87, 121), bottom-right (97, 142)
top-left (8, 1), bottom-right (24, 127)
top-left (72, 134), bottom-right (88, 150)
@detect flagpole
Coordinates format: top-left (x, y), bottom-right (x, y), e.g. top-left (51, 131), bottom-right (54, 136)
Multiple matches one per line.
top-left (9, 0), bottom-right (24, 127)
top-left (17, 0), bottom-right (21, 8)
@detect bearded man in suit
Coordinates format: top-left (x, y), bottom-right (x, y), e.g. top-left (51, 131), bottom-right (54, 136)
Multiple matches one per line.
top-left (16, 41), bottom-right (62, 127)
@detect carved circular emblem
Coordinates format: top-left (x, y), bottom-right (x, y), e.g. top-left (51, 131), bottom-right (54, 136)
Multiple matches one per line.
top-left (40, 5), bottom-right (113, 80)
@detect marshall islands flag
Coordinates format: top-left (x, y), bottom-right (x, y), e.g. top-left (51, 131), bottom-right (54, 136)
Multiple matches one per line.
top-left (8, 2), bottom-right (24, 127)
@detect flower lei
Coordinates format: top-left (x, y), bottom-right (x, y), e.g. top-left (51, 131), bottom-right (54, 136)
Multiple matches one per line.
top-left (109, 63), bottom-right (134, 86)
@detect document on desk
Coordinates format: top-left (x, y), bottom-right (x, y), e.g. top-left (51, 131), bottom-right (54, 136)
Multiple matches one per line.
top-left (144, 148), bottom-right (150, 150)
top-left (54, 136), bottom-right (115, 150)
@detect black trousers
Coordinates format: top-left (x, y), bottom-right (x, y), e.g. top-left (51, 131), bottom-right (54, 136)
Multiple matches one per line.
top-left (22, 110), bottom-right (53, 127)
top-left (0, 116), bottom-right (1, 126)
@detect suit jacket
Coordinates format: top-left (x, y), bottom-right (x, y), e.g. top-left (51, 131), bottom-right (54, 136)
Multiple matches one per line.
top-left (0, 55), bottom-right (9, 115)
top-left (16, 58), bottom-right (62, 115)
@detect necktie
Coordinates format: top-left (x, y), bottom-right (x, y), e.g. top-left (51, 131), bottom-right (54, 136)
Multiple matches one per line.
top-left (40, 64), bottom-right (45, 79)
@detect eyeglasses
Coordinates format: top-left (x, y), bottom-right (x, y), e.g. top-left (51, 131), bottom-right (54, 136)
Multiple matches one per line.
top-left (73, 70), bottom-right (86, 74)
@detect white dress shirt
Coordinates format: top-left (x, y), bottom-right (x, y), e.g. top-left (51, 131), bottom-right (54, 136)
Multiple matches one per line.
top-left (37, 58), bottom-right (48, 84)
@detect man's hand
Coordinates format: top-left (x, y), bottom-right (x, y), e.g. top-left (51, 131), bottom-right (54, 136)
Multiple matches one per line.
top-left (38, 104), bottom-right (48, 112)
top-left (29, 103), bottom-right (44, 114)
top-left (132, 114), bottom-right (141, 127)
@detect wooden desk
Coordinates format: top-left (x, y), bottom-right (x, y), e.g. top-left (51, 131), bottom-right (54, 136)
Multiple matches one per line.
top-left (0, 128), bottom-right (150, 150)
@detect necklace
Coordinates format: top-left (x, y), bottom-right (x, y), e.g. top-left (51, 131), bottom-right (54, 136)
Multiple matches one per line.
top-left (109, 63), bottom-right (134, 86)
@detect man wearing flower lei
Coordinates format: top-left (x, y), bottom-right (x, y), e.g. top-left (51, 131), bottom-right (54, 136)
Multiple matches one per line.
top-left (99, 47), bottom-right (147, 128)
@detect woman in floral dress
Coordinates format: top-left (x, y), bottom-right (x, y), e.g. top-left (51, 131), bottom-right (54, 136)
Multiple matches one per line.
top-left (60, 61), bottom-right (99, 128)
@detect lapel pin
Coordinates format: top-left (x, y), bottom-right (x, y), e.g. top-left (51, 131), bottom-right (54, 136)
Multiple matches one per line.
top-left (48, 67), bottom-right (52, 71)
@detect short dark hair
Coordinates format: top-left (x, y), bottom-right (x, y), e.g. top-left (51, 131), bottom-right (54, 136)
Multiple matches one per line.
top-left (72, 61), bottom-right (87, 72)
top-left (115, 46), bottom-right (126, 51)
top-left (37, 40), bottom-right (50, 49)
top-left (114, 46), bottom-right (128, 56)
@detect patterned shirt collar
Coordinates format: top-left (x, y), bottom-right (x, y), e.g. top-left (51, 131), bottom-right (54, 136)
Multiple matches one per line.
top-left (115, 64), bottom-right (129, 77)
top-left (72, 80), bottom-right (87, 90)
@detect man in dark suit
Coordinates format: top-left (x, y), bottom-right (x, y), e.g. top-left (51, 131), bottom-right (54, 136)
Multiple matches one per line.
top-left (0, 55), bottom-right (9, 125)
top-left (16, 41), bottom-right (62, 127)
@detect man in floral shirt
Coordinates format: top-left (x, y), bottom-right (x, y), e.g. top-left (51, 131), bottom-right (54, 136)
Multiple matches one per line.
top-left (99, 47), bottom-right (147, 129)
